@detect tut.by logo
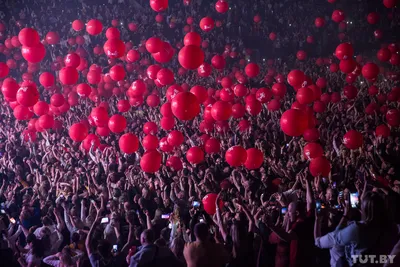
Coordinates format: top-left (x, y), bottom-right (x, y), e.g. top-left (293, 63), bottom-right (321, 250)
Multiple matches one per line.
top-left (351, 255), bottom-right (396, 264)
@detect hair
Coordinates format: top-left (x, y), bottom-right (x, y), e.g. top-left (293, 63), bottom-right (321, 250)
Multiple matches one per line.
top-left (361, 191), bottom-right (390, 227)
top-left (60, 247), bottom-right (73, 266)
top-left (194, 223), bottom-right (209, 241)
top-left (154, 238), bottom-right (167, 247)
top-left (31, 239), bottom-right (45, 258)
top-left (141, 229), bottom-right (155, 244)
top-left (230, 220), bottom-right (247, 258)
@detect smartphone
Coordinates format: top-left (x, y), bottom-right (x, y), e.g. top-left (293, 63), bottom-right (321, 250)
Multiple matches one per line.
top-left (322, 178), bottom-right (327, 184)
top-left (161, 214), bottom-right (170, 219)
top-left (350, 192), bottom-right (359, 208)
top-left (192, 201), bottom-right (200, 208)
top-left (199, 219), bottom-right (204, 223)
top-left (339, 191), bottom-right (343, 199)
top-left (0, 209), bottom-right (5, 214)
top-left (334, 204), bottom-right (341, 209)
top-left (332, 182), bottom-right (337, 189)
top-left (281, 207), bottom-right (288, 214)
top-left (101, 217), bottom-right (109, 224)
top-left (316, 200), bottom-right (322, 212)
top-left (168, 223), bottom-right (172, 229)
top-left (112, 245), bottom-right (118, 253)
top-left (10, 218), bottom-right (16, 224)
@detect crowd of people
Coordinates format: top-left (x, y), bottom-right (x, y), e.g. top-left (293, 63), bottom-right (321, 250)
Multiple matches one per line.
top-left (0, 0), bottom-right (400, 266)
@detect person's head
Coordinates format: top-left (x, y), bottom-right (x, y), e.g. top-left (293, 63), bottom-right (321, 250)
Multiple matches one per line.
top-left (194, 223), bottom-right (209, 242)
top-left (361, 191), bottom-right (390, 227)
top-left (59, 247), bottom-right (73, 266)
top-left (325, 188), bottom-right (334, 201)
top-left (154, 238), bottom-right (167, 247)
top-left (288, 201), bottom-right (304, 223)
top-left (170, 237), bottom-right (185, 258)
top-left (140, 229), bottom-right (155, 246)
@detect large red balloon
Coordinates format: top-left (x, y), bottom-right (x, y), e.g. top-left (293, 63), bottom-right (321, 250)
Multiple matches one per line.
top-left (143, 135), bottom-right (159, 151)
top-left (187, 147), bottom-right (204, 164)
top-left (69, 123), bottom-right (88, 142)
top-left (178, 45), bottom-right (205, 70)
top-left (303, 128), bottom-right (320, 142)
top-left (119, 133), bottom-right (139, 154)
top-left (215, 0), bottom-right (229, 13)
top-left (21, 43), bottom-right (46, 63)
top-left (211, 55), bottom-right (226, 70)
top-left (331, 9), bottom-right (345, 23)
top-left (303, 142), bottom-right (324, 159)
top-left (335, 43), bottom-right (354, 60)
top-left (287, 70), bottom-right (305, 87)
top-left (64, 53), bottom-right (81, 68)
top-left (156, 68), bottom-right (175, 85)
top-left (38, 114), bottom-right (54, 129)
top-left (339, 59), bottom-right (356, 74)
top-left (362, 62), bottom-right (379, 80)
top-left (146, 37), bottom-right (163, 53)
top-left (109, 65), bottom-right (125, 81)
top-left (39, 72), bottom-right (54, 87)
top-left (72, 20), bottom-right (84, 31)
top-left (202, 193), bottom-right (223, 215)
top-left (244, 148), bottom-right (264, 170)
top-left (150, 0), bottom-right (169, 12)
top-left (104, 38), bottom-right (125, 59)
top-left (143, 121), bottom-right (158, 135)
top-left (197, 63), bottom-right (212, 77)
top-left (280, 109), bottom-right (308, 136)
top-left (376, 124), bottom-right (391, 138)
top-left (205, 138), bottom-right (220, 154)
top-left (386, 109), bottom-right (400, 127)
top-left (86, 19), bottom-right (103, 35)
top-left (200, 17), bottom-right (214, 32)
top-left (33, 101), bottom-right (49, 116)
top-left (184, 32), bottom-right (201, 46)
top-left (171, 92), bottom-right (200, 120)
top-left (343, 130), bottom-right (363, 150)
top-left (59, 67), bottom-right (79, 85)
top-left (108, 114), bottom-right (127, 133)
top-left (167, 130), bottom-right (184, 147)
top-left (225, 146), bottom-right (247, 167)
top-left (315, 17), bottom-right (325, 27)
top-left (18, 28), bottom-right (40, 47)
top-left (45, 32), bottom-right (59, 45)
top-left (129, 80), bottom-right (147, 96)
top-left (90, 107), bottom-right (109, 127)
top-left (190, 85), bottom-right (208, 103)
top-left (296, 87), bottom-right (314, 105)
top-left (50, 93), bottom-right (65, 107)
top-left (245, 63), bottom-right (260, 78)
top-left (0, 62), bottom-right (9, 78)
top-left (14, 105), bottom-right (33, 120)
top-left (211, 101), bottom-right (232, 121)
top-left (367, 12), bottom-right (380, 24)
top-left (166, 156), bottom-right (183, 171)
top-left (1, 78), bottom-right (19, 100)
top-left (16, 82), bottom-right (39, 107)
top-left (309, 157), bottom-right (331, 177)
top-left (141, 150), bottom-right (162, 173)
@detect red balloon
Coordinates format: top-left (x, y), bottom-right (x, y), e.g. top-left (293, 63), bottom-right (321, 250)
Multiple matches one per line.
top-left (72, 20), bottom-right (84, 31)
top-left (335, 43), bottom-right (354, 60)
top-left (383, 0), bottom-right (397, 8)
top-left (50, 93), bottom-right (65, 107)
top-left (331, 9), bottom-right (345, 23)
top-left (178, 45), bottom-right (205, 70)
top-left (269, 32), bottom-right (277, 41)
top-left (386, 109), bottom-right (400, 127)
top-left (119, 133), bottom-right (139, 154)
top-left (126, 49), bottom-right (140, 63)
top-left (256, 88), bottom-right (272, 103)
top-left (33, 101), bottom-right (49, 116)
top-left (64, 53), bottom-right (80, 68)
top-left (202, 193), bottom-right (223, 215)
top-left (303, 142), bottom-right (324, 159)
top-left (140, 150), bottom-right (161, 173)
top-left (267, 99), bottom-right (281, 111)
top-left (59, 67), bottom-right (78, 85)
top-left (211, 55), bottom-right (226, 70)
top-left (309, 157), bottom-right (331, 177)
top-left (146, 94), bottom-right (160, 107)
top-left (200, 17), bottom-right (214, 32)
top-left (343, 85), bottom-right (358, 99)
top-left (86, 19), bottom-right (103, 35)
top-left (143, 121), bottom-right (158, 135)
top-left (39, 72), bottom-right (54, 87)
top-left (244, 148), bottom-right (264, 170)
top-left (362, 62), bottom-right (379, 80)
top-left (108, 114), bottom-right (127, 133)
top-left (272, 83), bottom-right (287, 98)
top-left (303, 128), bottom-right (320, 142)
top-left (1, 78), bottom-right (18, 100)
top-left (167, 130), bottom-right (184, 147)
top-left (375, 124), bottom-right (391, 138)
top-left (141, 135), bottom-right (158, 151)
top-left (21, 43), bottom-right (46, 63)
top-left (231, 103), bottom-right (246, 118)
top-left (377, 48), bottom-right (391, 62)
top-left (280, 109), bottom-right (308, 136)
top-left (367, 12), bottom-right (380, 24)
top-left (45, 31), bottom-right (59, 45)
top-left (343, 130), bottom-right (363, 150)
top-left (38, 114), bottom-right (54, 129)
top-left (77, 83), bottom-right (92, 97)
top-left (211, 101), bottom-right (232, 121)
top-left (0, 62), bottom-right (9, 78)
top-left (161, 103), bottom-right (173, 117)
top-left (103, 38), bottom-right (125, 59)
top-left (315, 17), bottom-right (325, 27)
top-left (171, 92), bottom-right (200, 120)
top-left (296, 50), bottom-right (307, 61)
top-left (287, 70), bottom-right (305, 87)
top-left (16, 82), bottom-right (39, 107)
top-left (197, 63), bottom-right (212, 77)
top-left (150, 0), bottom-right (169, 12)
top-left (205, 138), bottom-right (220, 154)
top-left (225, 146), bottom-right (247, 167)
top-left (184, 32), bottom-right (201, 46)
top-left (296, 87), bottom-right (314, 105)
top-left (109, 65), bottom-right (125, 81)
top-left (166, 156), bottom-right (183, 171)
top-left (90, 107), bottom-right (109, 127)
top-left (106, 27), bottom-right (120, 39)
top-left (187, 147), bottom-right (204, 164)
top-left (14, 105), bottom-right (33, 120)
top-left (190, 85), bottom-right (208, 103)
top-left (313, 101), bottom-right (326, 113)
top-left (18, 28), bottom-right (40, 47)
top-left (96, 126), bottom-right (110, 137)
top-left (245, 63), bottom-right (260, 78)
top-left (157, 68), bottom-right (175, 85)
top-left (69, 123), bottom-right (88, 142)
top-left (215, 0), bottom-right (229, 13)
top-left (339, 59), bottom-right (356, 74)
top-left (128, 80), bottom-right (147, 97)
top-left (390, 53), bottom-right (400, 66)
top-left (146, 37), bottom-right (163, 53)
top-left (160, 117), bottom-right (175, 130)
